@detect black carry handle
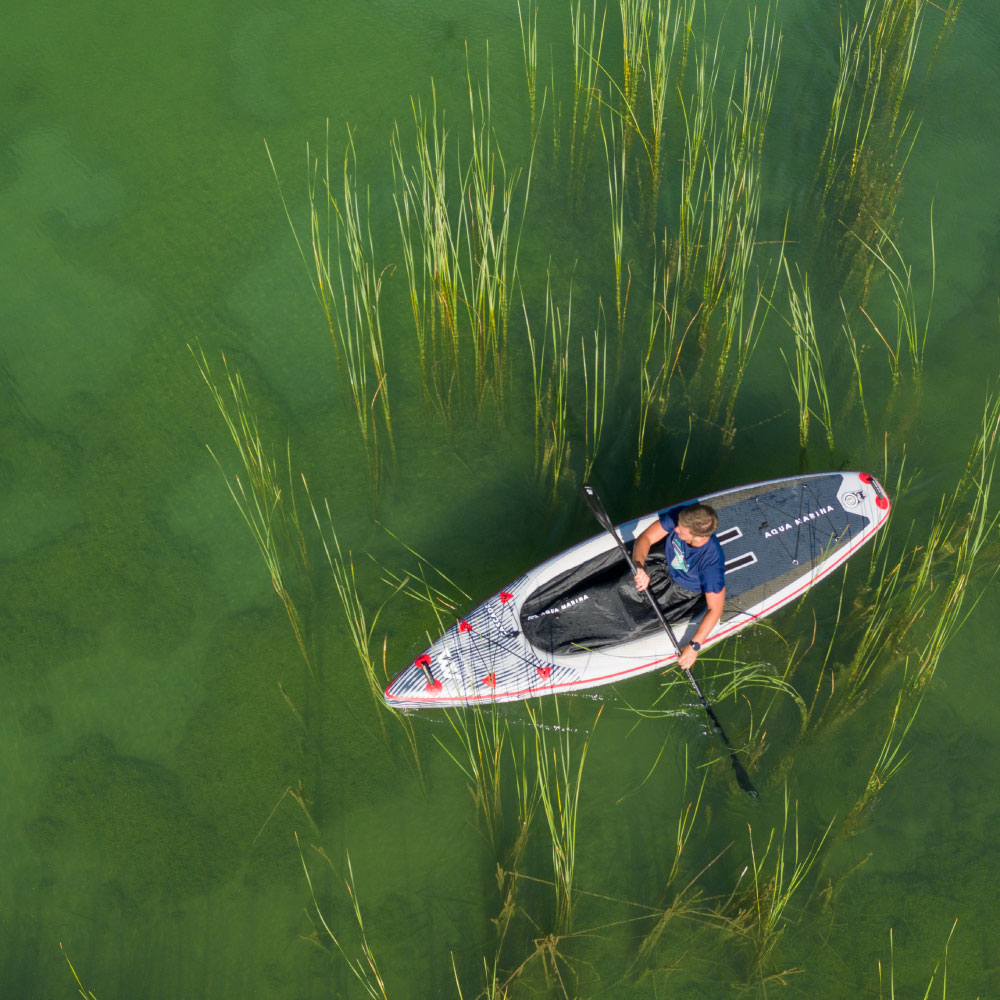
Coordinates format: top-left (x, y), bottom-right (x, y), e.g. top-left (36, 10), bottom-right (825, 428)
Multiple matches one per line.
top-left (581, 484), bottom-right (759, 798)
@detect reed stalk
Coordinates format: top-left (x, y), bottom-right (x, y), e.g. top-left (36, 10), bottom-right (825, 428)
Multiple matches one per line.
top-left (910, 389), bottom-right (1000, 690)
top-left (391, 85), bottom-right (463, 419)
top-left (581, 299), bottom-right (608, 482)
top-left (713, 653), bottom-right (810, 740)
top-left (267, 128), bottom-right (393, 489)
top-left (719, 224), bottom-right (786, 446)
top-left (568, 0), bottom-right (606, 201)
top-left (544, 273), bottom-right (573, 491)
top-left (643, 0), bottom-right (690, 220)
top-left (192, 346), bottom-right (311, 670)
top-left (462, 60), bottom-right (532, 413)
top-left (297, 837), bottom-right (389, 1000)
top-left (600, 109), bottom-right (630, 343)
top-left (779, 262), bottom-right (834, 451)
top-left (848, 672), bottom-right (924, 822)
top-left (303, 478), bottom-right (389, 706)
top-left (517, 0), bottom-right (540, 143)
top-left (636, 240), bottom-right (696, 482)
top-left (524, 267), bottom-right (574, 492)
top-left (618, 0), bottom-right (653, 151)
top-left (830, 396), bottom-right (996, 718)
top-left (815, 0), bottom-right (927, 276)
top-left (302, 478), bottom-right (425, 789)
top-left (878, 920), bottom-right (962, 1000)
top-left (369, 521), bottom-right (470, 634)
top-left (700, 5), bottom-right (780, 372)
top-left (841, 299), bottom-right (872, 434)
top-left (493, 720), bottom-right (543, 953)
top-left (393, 66), bottom-right (533, 420)
top-left (852, 204), bottom-right (936, 378)
top-left (452, 951), bottom-right (508, 1000)
top-left (526, 698), bottom-right (602, 935)
top-left (635, 751), bottom-right (720, 965)
top-left (844, 539), bottom-right (910, 703)
top-left (437, 703), bottom-right (508, 853)
top-left (676, 32), bottom-right (721, 304)
top-left (732, 788), bottom-right (833, 976)
top-left (508, 720), bottom-right (542, 873)
top-left (60, 944), bottom-right (98, 1000)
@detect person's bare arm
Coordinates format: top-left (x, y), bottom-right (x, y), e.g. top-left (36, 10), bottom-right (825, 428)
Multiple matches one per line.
top-left (678, 587), bottom-right (726, 670)
top-left (632, 520), bottom-right (668, 591)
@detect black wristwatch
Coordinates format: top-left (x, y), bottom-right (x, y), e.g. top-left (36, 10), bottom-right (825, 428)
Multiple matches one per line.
top-left (690, 641), bottom-right (701, 652)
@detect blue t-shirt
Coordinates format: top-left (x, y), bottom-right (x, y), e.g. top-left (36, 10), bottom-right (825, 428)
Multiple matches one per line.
top-left (658, 506), bottom-right (725, 594)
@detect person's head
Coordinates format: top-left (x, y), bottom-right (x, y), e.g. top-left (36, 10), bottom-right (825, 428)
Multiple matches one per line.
top-left (676, 504), bottom-right (718, 546)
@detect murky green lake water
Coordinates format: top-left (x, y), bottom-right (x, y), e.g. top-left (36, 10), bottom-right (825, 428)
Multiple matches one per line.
top-left (3, 1), bottom-right (999, 997)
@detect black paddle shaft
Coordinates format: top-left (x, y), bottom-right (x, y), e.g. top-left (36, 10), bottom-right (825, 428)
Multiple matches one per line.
top-left (580, 484), bottom-right (759, 798)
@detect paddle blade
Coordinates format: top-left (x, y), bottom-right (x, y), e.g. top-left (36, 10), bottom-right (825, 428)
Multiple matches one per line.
top-left (581, 483), bottom-right (615, 534)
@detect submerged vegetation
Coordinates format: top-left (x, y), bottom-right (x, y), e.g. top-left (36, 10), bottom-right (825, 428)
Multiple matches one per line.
top-left (182, 0), bottom-right (991, 996)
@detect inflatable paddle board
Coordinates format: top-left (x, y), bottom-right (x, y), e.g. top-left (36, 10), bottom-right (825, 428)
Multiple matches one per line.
top-left (384, 471), bottom-right (890, 708)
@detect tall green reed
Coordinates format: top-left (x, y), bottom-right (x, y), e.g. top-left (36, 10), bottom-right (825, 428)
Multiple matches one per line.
top-left (852, 205), bottom-right (936, 379)
top-left (369, 522), bottom-right (470, 634)
top-left (636, 245), bottom-right (680, 482)
top-left (779, 261), bottom-right (834, 451)
top-left (581, 299), bottom-right (608, 482)
top-left (841, 299), bottom-right (872, 434)
top-left (676, 27), bottom-right (721, 304)
top-left (819, 394), bottom-right (997, 725)
top-left (635, 748), bottom-right (716, 963)
top-left (526, 698), bottom-right (602, 935)
top-left (392, 85), bottom-right (462, 419)
top-left (642, 0), bottom-right (693, 221)
top-left (192, 346), bottom-right (311, 670)
top-left (568, 0), bottom-right (606, 201)
top-left (605, 0), bottom-right (692, 227)
top-left (524, 266), bottom-right (574, 493)
top-left (463, 61), bottom-right (533, 413)
top-left (297, 837), bottom-right (389, 1000)
top-left (517, 0), bottom-right (540, 143)
top-left (393, 64), bottom-right (534, 420)
top-left (702, 9), bottom-right (782, 425)
top-left (303, 480), bottom-right (384, 706)
top-left (618, 0), bottom-right (653, 153)
top-left (815, 0), bottom-right (930, 280)
top-left (878, 920), bottom-right (963, 1000)
top-left (699, 7), bottom-right (780, 346)
top-left (60, 944), bottom-right (98, 1000)
top-left (730, 789), bottom-right (833, 978)
top-left (267, 129), bottom-right (393, 490)
top-left (909, 389), bottom-right (1000, 691)
top-left (848, 669), bottom-right (924, 823)
top-left (490, 718), bottom-right (544, 947)
top-left (600, 108), bottom-right (630, 343)
top-left (302, 478), bottom-right (424, 787)
top-left (436, 702), bottom-right (508, 853)
top-left (451, 951), bottom-right (509, 1000)
top-left (718, 262), bottom-right (783, 447)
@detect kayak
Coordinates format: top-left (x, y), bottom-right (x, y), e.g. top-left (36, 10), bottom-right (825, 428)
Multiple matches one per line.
top-left (384, 471), bottom-right (891, 708)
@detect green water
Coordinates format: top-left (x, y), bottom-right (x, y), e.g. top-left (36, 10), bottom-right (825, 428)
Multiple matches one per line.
top-left (3, 0), bottom-right (999, 996)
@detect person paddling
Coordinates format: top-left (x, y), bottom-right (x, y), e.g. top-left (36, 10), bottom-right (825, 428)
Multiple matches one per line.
top-left (632, 502), bottom-right (726, 672)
